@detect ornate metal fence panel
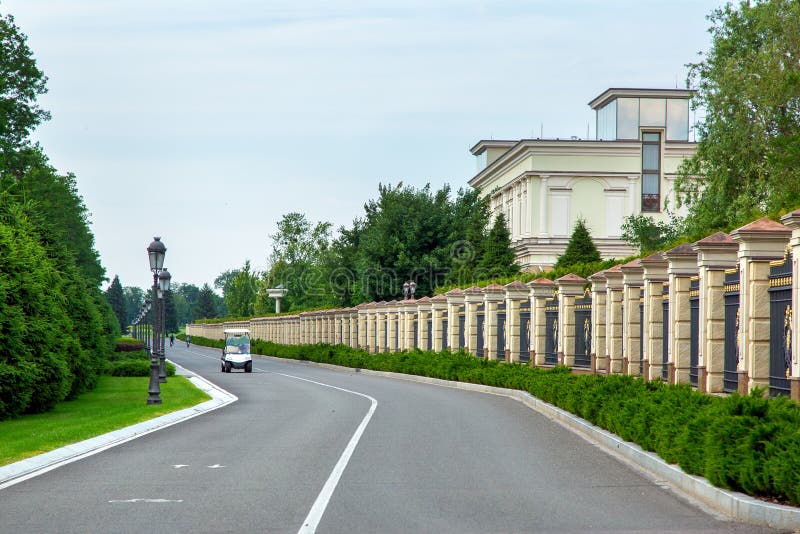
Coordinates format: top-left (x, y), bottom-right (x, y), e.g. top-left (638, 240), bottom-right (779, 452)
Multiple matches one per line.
top-left (442, 312), bottom-right (449, 350)
top-left (394, 317), bottom-right (399, 349)
top-left (639, 288), bottom-right (645, 376)
top-left (574, 291), bottom-right (592, 369)
top-left (476, 304), bottom-right (485, 357)
top-left (496, 302), bottom-right (506, 362)
top-left (519, 300), bottom-right (531, 364)
top-left (384, 319), bottom-right (388, 351)
top-left (662, 282), bottom-right (669, 382)
top-left (426, 317), bottom-right (433, 351)
top-left (723, 268), bottom-right (740, 393)
top-left (769, 251), bottom-right (793, 397)
top-left (544, 296), bottom-right (559, 365)
top-left (458, 307), bottom-right (466, 350)
top-left (689, 277), bottom-right (700, 387)
top-left (413, 317), bottom-right (418, 349)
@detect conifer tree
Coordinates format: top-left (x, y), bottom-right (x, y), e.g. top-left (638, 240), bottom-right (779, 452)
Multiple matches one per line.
top-left (555, 217), bottom-right (601, 269)
top-left (194, 284), bottom-right (218, 320)
top-left (476, 213), bottom-right (519, 279)
top-left (105, 275), bottom-right (126, 332)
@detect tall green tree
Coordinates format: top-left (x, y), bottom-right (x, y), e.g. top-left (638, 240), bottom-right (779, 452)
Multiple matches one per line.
top-left (0, 12), bottom-right (50, 174)
top-left (123, 286), bottom-right (145, 326)
top-left (555, 217), bottom-right (601, 269)
top-left (194, 283), bottom-right (219, 320)
top-left (677, 0), bottom-right (800, 236)
top-left (223, 260), bottom-right (259, 317)
top-left (475, 213), bottom-right (519, 279)
top-left (105, 275), bottom-right (126, 332)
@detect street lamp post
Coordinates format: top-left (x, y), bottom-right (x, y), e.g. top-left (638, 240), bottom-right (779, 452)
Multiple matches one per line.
top-left (158, 268), bottom-right (171, 382)
top-left (146, 236), bottom-right (166, 405)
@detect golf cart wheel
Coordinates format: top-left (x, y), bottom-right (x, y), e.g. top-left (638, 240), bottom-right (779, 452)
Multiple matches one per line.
top-left (225, 361), bottom-right (232, 373)
top-left (245, 361), bottom-right (252, 373)
top-left (221, 362), bottom-right (225, 373)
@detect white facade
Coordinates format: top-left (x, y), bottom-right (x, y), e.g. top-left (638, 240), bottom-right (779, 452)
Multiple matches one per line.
top-left (468, 88), bottom-right (697, 271)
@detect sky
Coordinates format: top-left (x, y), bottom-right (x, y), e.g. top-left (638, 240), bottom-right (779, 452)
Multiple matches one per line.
top-left (3, 0), bottom-right (722, 292)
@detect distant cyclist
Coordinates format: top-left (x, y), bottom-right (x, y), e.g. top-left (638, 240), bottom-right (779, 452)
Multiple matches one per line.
top-left (186, 335), bottom-right (191, 347)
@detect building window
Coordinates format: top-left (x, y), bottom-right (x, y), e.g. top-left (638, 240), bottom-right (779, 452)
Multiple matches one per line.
top-left (641, 132), bottom-right (661, 212)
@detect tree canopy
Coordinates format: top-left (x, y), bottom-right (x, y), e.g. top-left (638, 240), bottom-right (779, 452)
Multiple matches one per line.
top-left (677, 0), bottom-right (800, 236)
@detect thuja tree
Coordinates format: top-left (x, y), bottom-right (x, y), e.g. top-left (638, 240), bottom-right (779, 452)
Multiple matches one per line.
top-left (555, 217), bottom-right (601, 269)
top-left (475, 213), bottom-right (520, 279)
top-left (677, 0), bottom-right (800, 237)
top-left (106, 275), bottom-right (126, 332)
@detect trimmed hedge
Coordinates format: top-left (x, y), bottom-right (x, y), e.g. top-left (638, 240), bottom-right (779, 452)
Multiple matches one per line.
top-left (114, 337), bottom-right (144, 352)
top-left (105, 348), bottom-right (175, 377)
top-left (185, 335), bottom-right (800, 506)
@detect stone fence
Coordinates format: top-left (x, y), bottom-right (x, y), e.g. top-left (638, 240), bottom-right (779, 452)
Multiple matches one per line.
top-left (187, 211), bottom-right (800, 401)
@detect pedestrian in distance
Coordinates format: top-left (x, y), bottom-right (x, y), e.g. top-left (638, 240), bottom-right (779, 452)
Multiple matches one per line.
top-left (186, 335), bottom-right (191, 347)
top-left (169, 334), bottom-right (174, 347)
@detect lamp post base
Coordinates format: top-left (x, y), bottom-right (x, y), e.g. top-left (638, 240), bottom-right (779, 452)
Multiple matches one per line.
top-left (147, 354), bottom-right (162, 405)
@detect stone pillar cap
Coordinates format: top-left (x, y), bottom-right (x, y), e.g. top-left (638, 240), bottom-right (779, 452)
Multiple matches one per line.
top-left (731, 217), bottom-right (791, 240)
top-left (640, 251), bottom-right (667, 266)
top-left (526, 277), bottom-right (555, 288)
top-left (482, 283), bottom-right (505, 294)
top-left (619, 258), bottom-right (643, 272)
top-left (504, 280), bottom-right (531, 298)
top-left (780, 208), bottom-right (800, 229)
top-left (692, 231), bottom-right (737, 250)
top-left (463, 285), bottom-right (484, 294)
top-left (444, 288), bottom-right (464, 296)
top-left (664, 242), bottom-right (697, 259)
top-left (556, 273), bottom-right (587, 296)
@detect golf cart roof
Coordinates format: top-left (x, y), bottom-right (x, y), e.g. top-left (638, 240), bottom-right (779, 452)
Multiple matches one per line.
top-left (224, 328), bottom-right (250, 335)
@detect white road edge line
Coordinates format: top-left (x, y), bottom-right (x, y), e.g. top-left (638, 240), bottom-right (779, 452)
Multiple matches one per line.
top-left (270, 372), bottom-right (378, 534)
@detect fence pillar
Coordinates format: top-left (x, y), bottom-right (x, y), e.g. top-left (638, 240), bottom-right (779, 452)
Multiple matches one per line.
top-left (431, 296), bottom-right (448, 352)
top-left (780, 209), bottom-right (800, 401)
top-left (464, 286), bottom-right (483, 356)
top-left (588, 271), bottom-right (607, 374)
top-left (483, 284), bottom-right (505, 359)
top-left (417, 298), bottom-right (432, 351)
top-left (731, 217), bottom-right (792, 393)
top-left (504, 281), bottom-right (530, 363)
top-left (556, 274), bottom-right (586, 369)
top-left (620, 260), bottom-right (644, 376)
top-left (603, 265), bottom-right (625, 374)
top-left (529, 278), bottom-right (555, 367)
top-left (665, 244), bottom-right (698, 384)
top-left (641, 253), bottom-right (668, 381)
top-left (446, 289), bottom-right (465, 351)
top-left (692, 232), bottom-right (739, 393)
top-left (386, 302), bottom-right (398, 352)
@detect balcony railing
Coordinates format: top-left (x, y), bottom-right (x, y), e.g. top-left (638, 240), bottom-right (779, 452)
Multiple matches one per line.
top-left (642, 194), bottom-right (661, 212)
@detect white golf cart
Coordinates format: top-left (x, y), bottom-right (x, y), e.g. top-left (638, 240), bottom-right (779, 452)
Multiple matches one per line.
top-left (221, 328), bottom-right (252, 373)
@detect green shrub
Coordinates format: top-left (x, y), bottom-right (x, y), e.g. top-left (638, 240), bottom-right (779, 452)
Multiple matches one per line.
top-left (105, 359), bottom-right (175, 377)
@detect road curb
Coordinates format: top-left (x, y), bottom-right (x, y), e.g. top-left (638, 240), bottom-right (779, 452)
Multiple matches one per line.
top-left (260, 355), bottom-right (800, 530)
top-left (0, 362), bottom-right (236, 490)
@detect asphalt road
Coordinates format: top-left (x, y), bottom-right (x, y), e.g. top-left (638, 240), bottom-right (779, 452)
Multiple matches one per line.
top-left (0, 343), bottom-right (785, 533)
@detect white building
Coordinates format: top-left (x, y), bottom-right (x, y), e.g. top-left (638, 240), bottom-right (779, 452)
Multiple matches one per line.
top-left (468, 88), bottom-right (697, 271)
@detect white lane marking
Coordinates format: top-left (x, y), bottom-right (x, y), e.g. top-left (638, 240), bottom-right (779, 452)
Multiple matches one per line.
top-left (172, 464), bottom-right (189, 469)
top-left (207, 464), bottom-right (224, 469)
top-left (270, 372), bottom-right (378, 534)
top-left (109, 498), bottom-right (183, 503)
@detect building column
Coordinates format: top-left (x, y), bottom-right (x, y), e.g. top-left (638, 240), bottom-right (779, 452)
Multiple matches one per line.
top-left (588, 271), bottom-right (608, 374)
top-left (525, 176), bottom-right (533, 237)
top-left (538, 175), bottom-right (549, 237)
top-left (780, 210), bottom-right (800, 401)
top-left (641, 253), bottom-right (668, 381)
top-left (628, 175), bottom-right (639, 216)
top-left (731, 218), bottom-right (792, 393)
top-left (665, 244), bottom-right (699, 384)
top-left (692, 232), bottom-right (739, 393)
top-left (603, 265), bottom-right (624, 374)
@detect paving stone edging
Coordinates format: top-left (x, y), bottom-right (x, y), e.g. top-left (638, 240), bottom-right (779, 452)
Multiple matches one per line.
top-left (0, 363), bottom-right (237, 490)
top-left (267, 355), bottom-right (800, 530)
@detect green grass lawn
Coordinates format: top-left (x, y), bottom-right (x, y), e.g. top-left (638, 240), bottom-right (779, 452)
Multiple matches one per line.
top-left (0, 375), bottom-right (211, 466)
